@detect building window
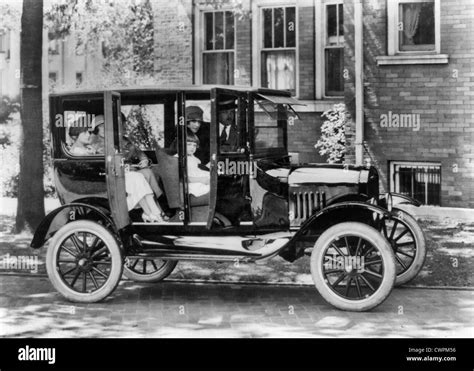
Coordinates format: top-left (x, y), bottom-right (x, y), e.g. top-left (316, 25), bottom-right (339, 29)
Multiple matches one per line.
top-left (48, 39), bottom-right (60, 55)
top-left (325, 2), bottom-right (344, 96)
top-left (49, 72), bottom-right (57, 84)
top-left (260, 6), bottom-right (296, 94)
top-left (76, 72), bottom-right (83, 87)
top-left (0, 31), bottom-right (5, 52)
top-left (390, 161), bottom-right (441, 206)
top-left (399, 1), bottom-right (435, 51)
top-left (202, 11), bottom-right (235, 85)
top-left (388, 0), bottom-right (440, 55)
top-left (0, 29), bottom-right (9, 59)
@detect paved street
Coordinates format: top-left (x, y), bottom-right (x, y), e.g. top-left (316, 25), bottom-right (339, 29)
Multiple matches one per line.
top-left (0, 274), bottom-right (472, 338)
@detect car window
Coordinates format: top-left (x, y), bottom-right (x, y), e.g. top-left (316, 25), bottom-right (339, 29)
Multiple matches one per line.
top-left (62, 110), bottom-right (104, 157)
top-left (254, 100), bottom-right (291, 152)
top-left (121, 104), bottom-right (165, 151)
top-left (216, 95), bottom-right (244, 154)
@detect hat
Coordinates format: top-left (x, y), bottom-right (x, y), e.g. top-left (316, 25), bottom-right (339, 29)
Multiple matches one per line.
top-left (186, 106), bottom-right (204, 122)
top-left (218, 99), bottom-right (237, 110)
top-left (89, 114), bottom-right (104, 130)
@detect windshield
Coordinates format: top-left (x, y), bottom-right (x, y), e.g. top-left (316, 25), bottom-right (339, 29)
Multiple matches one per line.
top-left (254, 98), bottom-right (296, 153)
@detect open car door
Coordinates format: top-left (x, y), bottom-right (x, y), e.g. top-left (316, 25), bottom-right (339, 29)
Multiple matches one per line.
top-left (104, 91), bottom-right (130, 230)
top-left (207, 88), bottom-right (249, 229)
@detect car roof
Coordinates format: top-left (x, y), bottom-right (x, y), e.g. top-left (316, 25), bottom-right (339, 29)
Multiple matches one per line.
top-left (49, 84), bottom-right (293, 98)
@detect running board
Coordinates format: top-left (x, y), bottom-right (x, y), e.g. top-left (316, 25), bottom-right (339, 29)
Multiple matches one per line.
top-left (129, 234), bottom-right (291, 261)
top-left (127, 253), bottom-right (253, 262)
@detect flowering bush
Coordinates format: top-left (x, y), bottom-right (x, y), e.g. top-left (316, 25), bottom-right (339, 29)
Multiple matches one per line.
top-left (315, 103), bottom-right (347, 164)
top-left (0, 97), bottom-right (20, 125)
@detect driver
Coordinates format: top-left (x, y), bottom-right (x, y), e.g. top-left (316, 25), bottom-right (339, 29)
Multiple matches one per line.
top-left (218, 99), bottom-right (239, 153)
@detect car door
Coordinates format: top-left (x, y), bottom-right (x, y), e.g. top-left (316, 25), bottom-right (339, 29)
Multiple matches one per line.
top-left (104, 91), bottom-right (130, 230)
top-left (207, 88), bottom-right (250, 229)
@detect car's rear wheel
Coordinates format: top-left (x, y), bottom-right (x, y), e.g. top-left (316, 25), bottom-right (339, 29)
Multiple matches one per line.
top-left (123, 258), bottom-right (177, 282)
top-left (310, 222), bottom-right (396, 312)
top-left (46, 220), bottom-right (123, 303)
top-left (379, 208), bottom-right (426, 286)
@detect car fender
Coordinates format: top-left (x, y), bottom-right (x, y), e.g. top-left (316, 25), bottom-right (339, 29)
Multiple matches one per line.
top-left (378, 193), bottom-right (421, 208)
top-left (30, 202), bottom-right (116, 249)
top-left (280, 202), bottom-right (390, 262)
top-left (326, 192), bottom-right (370, 206)
top-left (300, 201), bottom-right (389, 236)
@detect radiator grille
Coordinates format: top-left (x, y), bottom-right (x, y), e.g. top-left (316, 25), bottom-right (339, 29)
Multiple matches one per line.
top-left (291, 191), bottom-right (325, 224)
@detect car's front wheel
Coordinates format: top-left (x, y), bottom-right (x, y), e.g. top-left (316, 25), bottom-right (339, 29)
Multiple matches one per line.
top-left (310, 222), bottom-right (396, 312)
top-left (46, 220), bottom-right (123, 303)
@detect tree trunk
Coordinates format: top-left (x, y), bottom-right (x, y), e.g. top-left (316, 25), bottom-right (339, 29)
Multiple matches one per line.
top-left (15, 0), bottom-right (45, 233)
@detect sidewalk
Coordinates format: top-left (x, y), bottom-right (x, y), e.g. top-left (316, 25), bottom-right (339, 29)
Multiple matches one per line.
top-left (399, 204), bottom-right (474, 223)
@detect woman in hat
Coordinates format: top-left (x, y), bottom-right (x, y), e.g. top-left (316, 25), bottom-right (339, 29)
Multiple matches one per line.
top-left (69, 126), bottom-right (95, 156)
top-left (170, 105), bottom-right (210, 164)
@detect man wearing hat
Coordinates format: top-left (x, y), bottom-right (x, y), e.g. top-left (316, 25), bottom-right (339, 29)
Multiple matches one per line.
top-left (218, 99), bottom-right (239, 153)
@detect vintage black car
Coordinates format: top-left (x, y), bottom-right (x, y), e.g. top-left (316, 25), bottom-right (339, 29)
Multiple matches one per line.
top-left (31, 86), bottom-right (426, 311)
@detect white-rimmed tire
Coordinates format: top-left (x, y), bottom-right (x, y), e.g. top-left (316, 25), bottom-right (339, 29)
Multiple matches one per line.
top-left (123, 258), bottom-right (177, 282)
top-left (46, 220), bottom-right (123, 303)
top-left (379, 208), bottom-right (427, 286)
top-left (310, 222), bottom-right (396, 312)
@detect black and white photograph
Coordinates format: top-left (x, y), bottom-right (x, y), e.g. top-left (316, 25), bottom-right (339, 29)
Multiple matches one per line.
top-left (0, 0), bottom-right (472, 367)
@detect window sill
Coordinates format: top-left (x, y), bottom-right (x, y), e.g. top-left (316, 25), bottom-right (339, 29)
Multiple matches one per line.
top-left (296, 99), bottom-right (342, 113)
top-left (376, 54), bottom-right (449, 66)
top-left (254, 99), bottom-right (341, 113)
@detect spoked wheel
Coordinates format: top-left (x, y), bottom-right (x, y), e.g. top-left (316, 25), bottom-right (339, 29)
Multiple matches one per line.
top-left (378, 208), bottom-right (426, 286)
top-left (46, 220), bottom-right (123, 303)
top-left (123, 258), bottom-right (177, 282)
top-left (311, 222), bottom-right (396, 312)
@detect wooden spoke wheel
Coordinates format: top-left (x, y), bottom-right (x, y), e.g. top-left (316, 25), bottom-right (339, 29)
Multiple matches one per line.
top-left (123, 258), bottom-right (177, 283)
top-left (46, 220), bottom-right (123, 303)
top-left (310, 222), bottom-right (396, 312)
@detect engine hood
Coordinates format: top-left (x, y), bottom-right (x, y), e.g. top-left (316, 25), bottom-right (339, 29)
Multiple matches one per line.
top-left (288, 164), bottom-right (371, 186)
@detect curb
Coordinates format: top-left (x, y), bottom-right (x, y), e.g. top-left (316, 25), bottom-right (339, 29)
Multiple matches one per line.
top-left (0, 271), bottom-right (472, 291)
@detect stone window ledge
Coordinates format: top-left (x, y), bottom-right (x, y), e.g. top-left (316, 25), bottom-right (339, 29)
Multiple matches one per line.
top-left (296, 99), bottom-right (343, 113)
top-left (376, 54), bottom-right (449, 66)
top-left (254, 99), bottom-right (342, 113)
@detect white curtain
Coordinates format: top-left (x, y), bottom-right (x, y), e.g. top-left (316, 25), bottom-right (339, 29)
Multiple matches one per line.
top-left (402, 4), bottom-right (421, 45)
top-left (264, 51), bottom-right (295, 91)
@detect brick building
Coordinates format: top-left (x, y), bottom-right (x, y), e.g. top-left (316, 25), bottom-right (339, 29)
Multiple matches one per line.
top-left (2, 0), bottom-right (472, 207)
top-left (150, 0), bottom-right (472, 207)
top-left (345, 0), bottom-right (474, 207)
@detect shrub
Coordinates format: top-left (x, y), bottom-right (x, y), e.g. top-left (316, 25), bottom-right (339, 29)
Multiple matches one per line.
top-left (0, 97), bottom-right (20, 124)
top-left (315, 103), bottom-right (347, 164)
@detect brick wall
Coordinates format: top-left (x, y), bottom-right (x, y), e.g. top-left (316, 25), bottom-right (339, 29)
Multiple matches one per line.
top-left (151, 0), bottom-right (193, 84)
top-left (345, 0), bottom-right (474, 207)
top-left (235, 15), bottom-right (252, 86)
top-left (298, 6), bottom-right (315, 100)
top-left (288, 112), bottom-right (325, 164)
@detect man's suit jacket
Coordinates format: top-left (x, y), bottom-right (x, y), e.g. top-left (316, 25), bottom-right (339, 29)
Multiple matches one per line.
top-left (220, 124), bottom-right (239, 153)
